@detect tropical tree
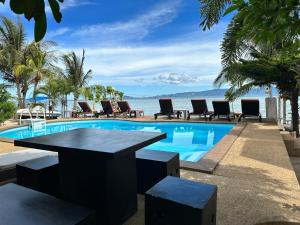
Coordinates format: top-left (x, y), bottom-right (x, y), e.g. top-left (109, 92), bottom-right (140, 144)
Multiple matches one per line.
top-left (215, 49), bottom-right (300, 135)
top-left (0, 84), bottom-right (16, 124)
top-left (0, 17), bottom-right (27, 108)
top-left (106, 86), bottom-right (115, 99)
top-left (81, 86), bottom-right (93, 101)
top-left (62, 50), bottom-right (92, 113)
top-left (115, 90), bottom-right (124, 100)
top-left (199, 0), bottom-right (299, 44)
top-left (27, 41), bottom-right (56, 102)
top-left (56, 75), bottom-right (72, 118)
top-left (92, 84), bottom-right (106, 102)
top-left (35, 77), bottom-right (60, 115)
top-left (199, 0), bottom-right (300, 136)
top-left (224, 89), bottom-right (236, 112)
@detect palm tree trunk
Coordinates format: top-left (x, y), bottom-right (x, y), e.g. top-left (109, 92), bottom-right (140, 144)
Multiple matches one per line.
top-left (65, 95), bottom-right (68, 118)
top-left (16, 82), bottom-right (22, 108)
top-left (21, 91), bottom-right (27, 109)
top-left (291, 88), bottom-right (299, 138)
top-left (73, 94), bottom-right (79, 112)
top-left (33, 82), bottom-right (38, 104)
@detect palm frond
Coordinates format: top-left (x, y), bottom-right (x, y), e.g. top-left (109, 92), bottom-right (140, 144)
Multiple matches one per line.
top-left (199, 0), bottom-right (232, 30)
top-left (220, 16), bottom-right (251, 66)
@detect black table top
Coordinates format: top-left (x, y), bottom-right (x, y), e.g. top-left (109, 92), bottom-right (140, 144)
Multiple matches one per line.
top-left (15, 128), bottom-right (166, 159)
top-left (0, 183), bottom-right (95, 225)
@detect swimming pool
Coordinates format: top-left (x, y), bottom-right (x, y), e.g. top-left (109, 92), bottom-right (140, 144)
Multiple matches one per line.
top-left (0, 120), bottom-right (234, 162)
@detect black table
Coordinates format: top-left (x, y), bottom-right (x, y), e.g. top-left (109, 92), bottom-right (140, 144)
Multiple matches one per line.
top-left (0, 183), bottom-right (96, 225)
top-left (15, 128), bottom-right (166, 225)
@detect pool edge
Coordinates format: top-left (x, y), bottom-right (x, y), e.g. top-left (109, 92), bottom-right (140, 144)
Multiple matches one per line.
top-left (180, 123), bottom-right (246, 174)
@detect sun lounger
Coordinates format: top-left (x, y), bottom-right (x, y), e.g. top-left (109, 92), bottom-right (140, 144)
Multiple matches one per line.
top-left (100, 100), bottom-right (122, 118)
top-left (73, 101), bottom-right (97, 118)
top-left (117, 101), bottom-right (144, 118)
top-left (154, 99), bottom-right (180, 119)
top-left (209, 100), bottom-right (234, 121)
top-left (187, 99), bottom-right (212, 120)
top-left (238, 99), bottom-right (262, 122)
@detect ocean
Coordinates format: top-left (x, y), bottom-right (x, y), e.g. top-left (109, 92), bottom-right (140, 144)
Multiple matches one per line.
top-left (81, 95), bottom-right (290, 119)
top-left (55, 95), bottom-right (293, 121)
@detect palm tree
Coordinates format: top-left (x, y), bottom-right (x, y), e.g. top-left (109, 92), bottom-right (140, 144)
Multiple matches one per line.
top-left (115, 91), bottom-right (124, 100)
top-left (199, 0), bottom-right (299, 44)
top-left (27, 41), bottom-right (57, 103)
top-left (0, 17), bottom-right (26, 108)
top-left (224, 89), bottom-right (236, 113)
top-left (81, 86), bottom-right (93, 101)
top-left (62, 50), bottom-right (92, 112)
top-left (106, 86), bottom-right (115, 99)
top-left (215, 49), bottom-right (300, 136)
top-left (35, 77), bottom-right (60, 115)
top-left (199, 0), bottom-right (300, 136)
top-left (92, 85), bottom-right (106, 102)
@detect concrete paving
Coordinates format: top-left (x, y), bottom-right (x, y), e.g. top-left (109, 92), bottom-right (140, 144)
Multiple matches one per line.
top-left (125, 123), bottom-right (300, 225)
top-left (291, 157), bottom-right (300, 183)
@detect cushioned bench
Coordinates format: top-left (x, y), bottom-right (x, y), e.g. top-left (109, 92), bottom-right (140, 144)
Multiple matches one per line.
top-left (0, 183), bottom-right (96, 225)
top-left (16, 155), bottom-right (59, 196)
top-left (136, 149), bottom-right (180, 194)
top-left (145, 176), bottom-right (217, 225)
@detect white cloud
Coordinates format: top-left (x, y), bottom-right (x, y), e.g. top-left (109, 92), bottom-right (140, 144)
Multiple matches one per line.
top-left (45, 0), bottom-right (93, 13)
top-left (47, 27), bottom-right (71, 38)
top-left (60, 0), bottom-right (93, 10)
top-left (71, 0), bottom-right (182, 42)
top-left (155, 73), bottom-right (201, 84)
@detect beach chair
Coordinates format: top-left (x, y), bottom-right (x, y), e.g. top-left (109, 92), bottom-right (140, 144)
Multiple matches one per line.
top-left (238, 99), bottom-right (262, 122)
top-left (209, 100), bottom-right (234, 121)
top-left (154, 99), bottom-right (180, 120)
top-left (76, 101), bottom-right (97, 118)
top-left (187, 99), bottom-right (212, 120)
top-left (100, 100), bottom-right (121, 118)
top-left (117, 101), bottom-right (144, 118)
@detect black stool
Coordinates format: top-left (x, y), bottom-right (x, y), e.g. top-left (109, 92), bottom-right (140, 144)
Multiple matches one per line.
top-left (145, 176), bottom-right (217, 225)
top-left (16, 155), bottom-right (59, 196)
top-left (0, 183), bottom-right (96, 225)
top-left (136, 149), bottom-right (180, 194)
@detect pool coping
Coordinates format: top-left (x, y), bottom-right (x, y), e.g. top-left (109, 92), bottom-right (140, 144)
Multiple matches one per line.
top-left (0, 119), bottom-right (246, 173)
top-left (180, 123), bottom-right (246, 173)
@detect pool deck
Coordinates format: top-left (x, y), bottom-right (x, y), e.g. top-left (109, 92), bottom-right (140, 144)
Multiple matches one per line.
top-left (126, 122), bottom-right (300, 225)
top-left (182, 123), bottom-right (300, 225)
top-left (0, 119), bottom-right (300, 224)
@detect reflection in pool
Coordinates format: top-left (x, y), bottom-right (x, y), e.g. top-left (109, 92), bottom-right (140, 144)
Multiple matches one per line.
top-left (0, 120), bottom-right (234, 162)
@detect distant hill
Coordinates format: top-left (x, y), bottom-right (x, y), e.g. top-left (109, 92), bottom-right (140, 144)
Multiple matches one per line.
top-left (125, 88), bottom-right (278, 99)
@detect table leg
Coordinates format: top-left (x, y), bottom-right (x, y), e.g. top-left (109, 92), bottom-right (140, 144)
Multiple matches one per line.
top-left (58, 151), bottom-right (137, 225)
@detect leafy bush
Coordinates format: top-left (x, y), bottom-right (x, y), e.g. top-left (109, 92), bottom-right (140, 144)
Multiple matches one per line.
top-left (0, 84), bottom-right (16, 124)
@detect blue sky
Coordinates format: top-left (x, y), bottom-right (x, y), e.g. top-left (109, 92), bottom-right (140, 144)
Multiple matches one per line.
top-left (1, 0), bottom-right (231, 97)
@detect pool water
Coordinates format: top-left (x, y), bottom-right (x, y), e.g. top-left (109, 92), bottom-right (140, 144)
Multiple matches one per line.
top-left (0, 120), bottom-right (234, 162)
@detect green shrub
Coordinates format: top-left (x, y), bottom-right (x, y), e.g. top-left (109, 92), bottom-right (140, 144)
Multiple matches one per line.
top-left (0, 85), bottom-right (16, 124)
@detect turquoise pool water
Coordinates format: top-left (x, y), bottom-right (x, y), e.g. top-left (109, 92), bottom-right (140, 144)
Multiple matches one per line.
top-left (0, 120), bottom-right (234, 162)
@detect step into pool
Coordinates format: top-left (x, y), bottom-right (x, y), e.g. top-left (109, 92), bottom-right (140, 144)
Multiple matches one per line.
top-left (0, 120), bottom-right (234, 162)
